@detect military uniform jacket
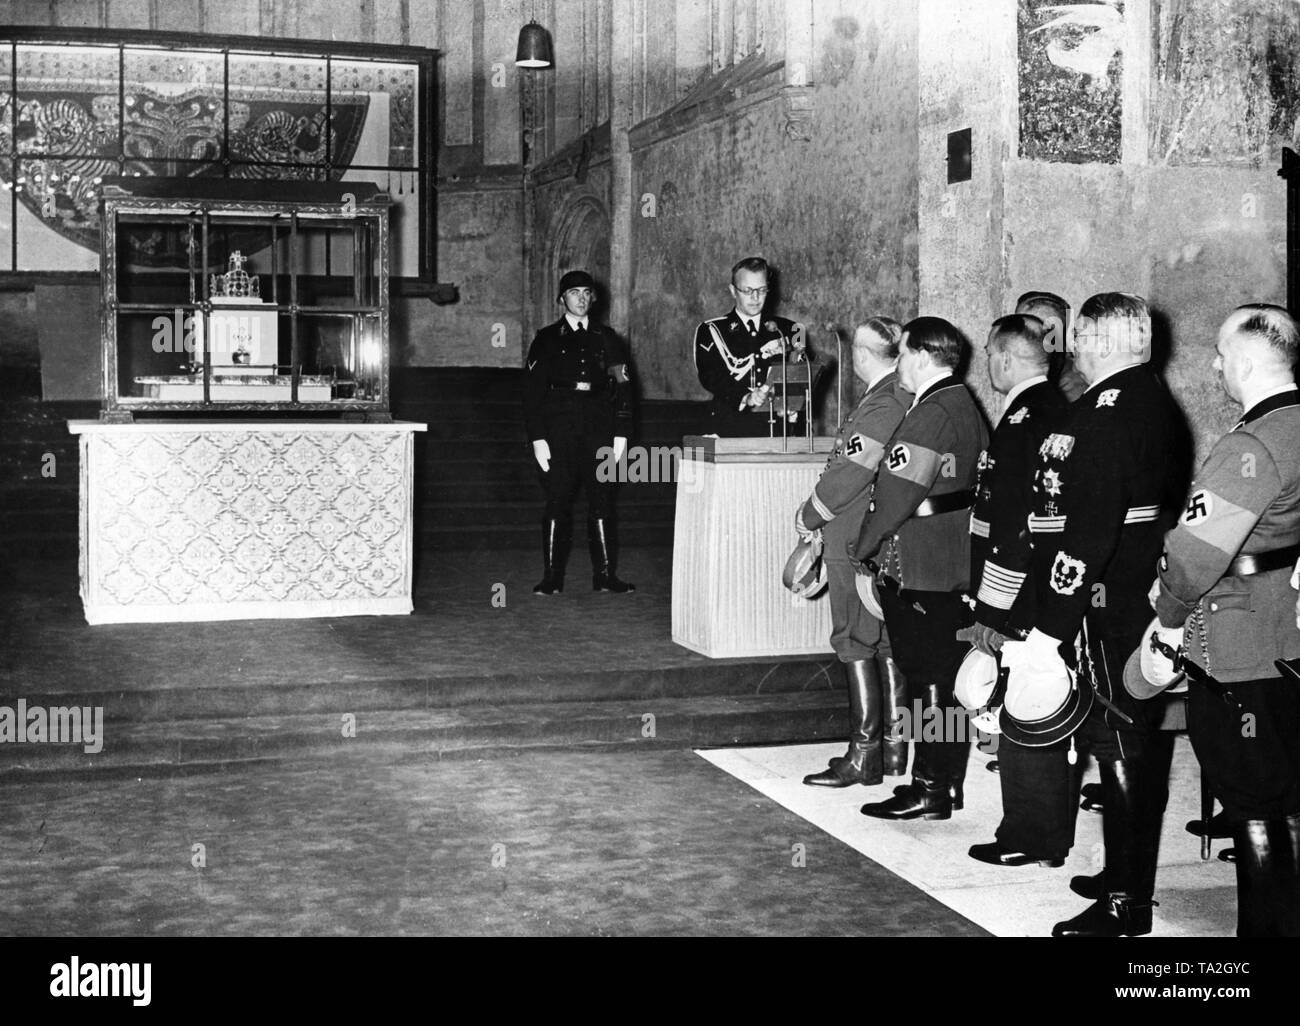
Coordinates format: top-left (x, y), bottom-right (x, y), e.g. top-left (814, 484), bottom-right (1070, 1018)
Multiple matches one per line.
top-left (1156, 389), bottom-right (1300, 683)
top-left (1025, 367), bottom-right (1186, 705)
top-left (524, 317), bottom-right (634, 443)
top-left (970, 378), bottom-right (1069, 631)
top-left (800, 370), bottom-right (912, 562)
top-left (693, 311), bottom-right (797, 417)
top-left (851, 374), bottom-right (989, 593)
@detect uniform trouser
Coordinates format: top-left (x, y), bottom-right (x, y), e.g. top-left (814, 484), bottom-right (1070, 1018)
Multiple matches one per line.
top-left (1071, 705), bottom-right (1174, 901)
top-left (880, 587), bottom-right (971, 788)
top-left (995, 735), bottom-right (1078, 859)
top-left (825, 558), bottom-right (890, 663)
top-left (1187, 674), bottom-right (1300, 821)
top-left (540, 395), bottom-right (615, 521)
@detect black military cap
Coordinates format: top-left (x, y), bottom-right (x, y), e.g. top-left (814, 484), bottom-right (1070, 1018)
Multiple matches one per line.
top-left (557, 270), bottom-right (596, 299)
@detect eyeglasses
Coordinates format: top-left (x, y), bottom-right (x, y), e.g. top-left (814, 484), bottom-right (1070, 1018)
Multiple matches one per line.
top-left (732, 285), bottom-right (770, 298)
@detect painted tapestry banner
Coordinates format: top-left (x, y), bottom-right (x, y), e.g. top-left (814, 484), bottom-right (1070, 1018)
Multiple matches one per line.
top-left (1151, 0), bottom-right (1300, 166)
top-left (0, 42), bottom-right (422, 274)
top-left (1018, 0), bottom-right (1124, 163)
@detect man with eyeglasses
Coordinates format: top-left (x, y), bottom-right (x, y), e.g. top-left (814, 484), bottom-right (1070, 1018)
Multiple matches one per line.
top-left (693, 256), bottom-right (801, 437)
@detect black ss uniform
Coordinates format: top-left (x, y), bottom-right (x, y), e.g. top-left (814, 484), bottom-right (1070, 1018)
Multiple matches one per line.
top-left (1023, 365), bottom-right (1189, 913)
top-left (967, 378), bottom-right (1072, 858)
top-left (524, 316), bottom-right (634, 521)
top-left (693, 311), bottom-right (800, 437)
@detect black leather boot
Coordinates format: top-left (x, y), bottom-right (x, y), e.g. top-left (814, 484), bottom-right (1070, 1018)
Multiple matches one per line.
top-left (865, 779), bottom-right (952, 821)
top-left (1233, 817), bottom-right (1300, 937)
top-left (1052, 893), bottom-right (1155, 937)
top-left (1070, 871), bottom-right (1105, 900)
top-left (532, 518), bottom-right (569, 595)
top-left (865, 686), bottom-right (952, 820)
top-left (879, 655), bottom-right (909, 777)
top-left (588, 518), bottom-right (635, 593)
top-left (1053, 756), bottom-right (1162, 937)
top-left (805, 660), bottom-right (883, 787)
top-left (893, 781), bottom-right (963, 810)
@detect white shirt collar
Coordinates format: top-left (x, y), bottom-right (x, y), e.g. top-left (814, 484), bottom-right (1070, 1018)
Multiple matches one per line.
top-left (1242, 381), bottom-right (1299, 415)
top-left (909, 369), bottom-right (951, 410)
top-left (565, 313), bottom-right (588, 332)
top-left (1002, 374), bottom-right (1048, 418)
top-left (735, 312), bottom-right (759, 334)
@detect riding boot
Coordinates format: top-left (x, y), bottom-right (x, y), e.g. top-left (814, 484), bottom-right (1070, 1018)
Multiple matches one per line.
top-left (1233, 817), bottom-right (1300, 937)
top-left (879, 655), bottom-right (910, 777)
top-left (804, 661), bottom-right (884, 787)
top-left (862, 684), bottom-right (952, 821)
top-left (1052, 758), bottom-right (1154, 937)
top-left (1234, 820), bottom-right (1278, 937)
top-left (532, 518), bottom-right (570, 595)
top-left (588, 518), bottom-right (635, 593)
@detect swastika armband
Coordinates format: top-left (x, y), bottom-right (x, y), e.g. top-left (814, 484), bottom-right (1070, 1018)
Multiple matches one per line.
top-left (1182, 489), bottom-right (1211, 525)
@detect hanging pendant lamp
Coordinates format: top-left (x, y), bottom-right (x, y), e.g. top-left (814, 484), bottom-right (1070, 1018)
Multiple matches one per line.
top-left (515, 20), bottom-right (554, 69)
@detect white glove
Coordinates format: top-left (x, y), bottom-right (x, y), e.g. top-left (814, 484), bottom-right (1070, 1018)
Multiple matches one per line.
top-left (532, 439), bottom-right (551, 473)
top-left (1148, 577), bottom-right (1161, 611)
top-left (741, 385), bottom-right (772, 410)
top-left (613, 436), bottom-right (627, 463)
top-left (1000, 628), bottom-right (1066, 675)
top-left (794, 503), bottom-right (814, 540)
top-left (1292, 557), bottom-right (1300, 591)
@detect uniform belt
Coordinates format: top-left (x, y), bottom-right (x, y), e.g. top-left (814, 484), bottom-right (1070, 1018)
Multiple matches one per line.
top-left (915, 488), bottom-right (975, 518)
top-left (550, 380), bottom-right (602, 393)
top-left (1226, 544), bottom-right (1300, 577)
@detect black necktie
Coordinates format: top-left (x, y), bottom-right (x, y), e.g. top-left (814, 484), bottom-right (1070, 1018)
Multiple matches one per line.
top-left (747, 320), bottom-right (758, 337)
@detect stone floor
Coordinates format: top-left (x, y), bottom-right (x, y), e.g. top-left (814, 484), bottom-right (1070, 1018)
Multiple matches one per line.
top-left (1, 547), bottom-right (824, 698)
top-left (0, 747), bottom-right (984, 937)
top-left (706, 735), bottom-right (1238, 937)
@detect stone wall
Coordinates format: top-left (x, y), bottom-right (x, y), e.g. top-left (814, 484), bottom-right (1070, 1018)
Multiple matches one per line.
top-left (626, 0), bottom-right (921, 425)
top-left (920, 0), bottom-right (1293, 456)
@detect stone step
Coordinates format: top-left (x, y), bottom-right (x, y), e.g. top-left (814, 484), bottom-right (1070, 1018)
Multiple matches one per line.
top-left (0, 691), bottom-right (848, 779)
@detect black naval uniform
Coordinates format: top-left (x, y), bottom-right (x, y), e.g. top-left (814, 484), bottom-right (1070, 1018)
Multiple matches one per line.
top-left (1157, 386), bottom-right (1300, 936)
top-left (524, 315), bottom-right (635, 591)
top-left (693, 311), bottom-right (800, 437)
top-left (1022, 364), bottom-right (1188, 935)
top-left (967, 376), bottom-right (1072, 860)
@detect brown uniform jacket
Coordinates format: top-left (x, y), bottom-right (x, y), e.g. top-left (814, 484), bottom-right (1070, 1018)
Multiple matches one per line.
top-left (851, 374), bottom-right (990, 593)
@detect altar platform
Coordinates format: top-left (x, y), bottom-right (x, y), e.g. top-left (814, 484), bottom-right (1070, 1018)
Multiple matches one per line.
top-left (0, 545), bottom-right (848, 778)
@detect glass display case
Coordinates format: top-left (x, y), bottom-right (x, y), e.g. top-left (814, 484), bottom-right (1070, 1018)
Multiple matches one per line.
top-left (99, 177), bottom-right (392, 421)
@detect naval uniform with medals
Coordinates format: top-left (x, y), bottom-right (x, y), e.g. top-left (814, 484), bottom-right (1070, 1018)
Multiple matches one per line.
top-left (693, 311), bottom-right (800, 437)
top-left (967, 375), bottom-right (1072, 861)
top-left (1024, 364), bottom-right (1188, 935)
top-left (1156, 385), bottom-right (1300, 936)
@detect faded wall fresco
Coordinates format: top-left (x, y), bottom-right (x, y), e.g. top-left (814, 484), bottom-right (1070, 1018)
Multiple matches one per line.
top-left (1018, 0), bottom-right (1124, 163)
top-left (1152, 0), bottom-right (1300, 166)
top-left (628, 2), bottom-right (921, 412)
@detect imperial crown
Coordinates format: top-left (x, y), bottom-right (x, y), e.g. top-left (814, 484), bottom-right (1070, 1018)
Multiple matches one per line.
top-left (210, 251), bottom-right (262, 300)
